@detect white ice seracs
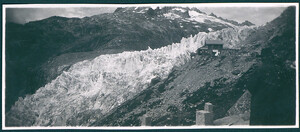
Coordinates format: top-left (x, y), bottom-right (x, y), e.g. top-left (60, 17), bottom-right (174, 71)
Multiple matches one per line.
top-left (9, 26), bottom-right (254, 126)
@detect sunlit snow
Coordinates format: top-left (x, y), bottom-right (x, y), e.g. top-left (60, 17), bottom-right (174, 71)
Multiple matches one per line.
top-left (188, 10), bottom-right (237, 28)
top-left (163, 13), bottom-right (181, 19)
top-left (172, 8), bottom-right (186, 12)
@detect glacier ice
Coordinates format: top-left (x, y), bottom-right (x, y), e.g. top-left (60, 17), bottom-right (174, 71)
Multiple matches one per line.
top-left (7, 26), bottom-right (254, 126)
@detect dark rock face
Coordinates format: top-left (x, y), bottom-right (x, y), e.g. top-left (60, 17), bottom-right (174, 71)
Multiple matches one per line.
top-left (209, 13), bottom-right (217, 17)
top-left (245, 6), bottom-right (296, 125)
top-left (213, 90), bottom-right (251, 126)
top-left (212, 6), bottom-right (296, 125)
top-left (226, 90), bottom-right (251, 116)
top-left (241, 20), bottom-right (255, 26)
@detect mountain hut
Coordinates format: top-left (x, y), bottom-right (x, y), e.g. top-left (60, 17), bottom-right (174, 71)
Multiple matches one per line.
top-left (205, 40), bottom-right (224, 50)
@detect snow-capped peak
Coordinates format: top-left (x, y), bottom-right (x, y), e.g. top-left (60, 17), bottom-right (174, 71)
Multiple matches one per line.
top-left (172, 8), bottom-right (187, 12)
top-left (187, 10), bottom-right (237, 27)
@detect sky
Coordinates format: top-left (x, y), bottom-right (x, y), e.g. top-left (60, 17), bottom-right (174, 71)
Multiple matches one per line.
top-left (6, 7), bottom-right (117, 24)
top-left (197, 7), bottom-right (286, 25)
top-left (6, 6), bottom-right (287, 25)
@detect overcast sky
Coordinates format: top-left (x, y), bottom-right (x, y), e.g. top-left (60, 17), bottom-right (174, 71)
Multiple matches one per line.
top-left (6, 6), bottom-right (287, 25)
top-left (6, 7), bottom-right (116, 24)
top-left (198, 7), bottom-right (286, 25)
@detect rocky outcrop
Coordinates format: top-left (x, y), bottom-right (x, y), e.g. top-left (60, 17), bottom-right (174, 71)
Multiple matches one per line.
top-left (227, 90), bottom-right (251, 116)
top-left (246, 6), bottom-right (296, 125)
top-left (241, 20), bottom-right (255, 26)
top-left (213, 90), bottom-right (251, 126)
top-left (213, 112), bottom-right (250, 125)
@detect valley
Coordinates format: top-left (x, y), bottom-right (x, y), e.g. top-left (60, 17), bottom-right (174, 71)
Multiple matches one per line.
top-left (4, 6), bottom-right (296, 127)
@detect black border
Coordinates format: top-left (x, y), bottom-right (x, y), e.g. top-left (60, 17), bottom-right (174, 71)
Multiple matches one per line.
top-left (1, 0), bottom-right (299, 131)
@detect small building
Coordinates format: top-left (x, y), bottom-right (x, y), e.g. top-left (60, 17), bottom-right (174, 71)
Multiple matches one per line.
top-left (205, 40), bottom-right (224, 50)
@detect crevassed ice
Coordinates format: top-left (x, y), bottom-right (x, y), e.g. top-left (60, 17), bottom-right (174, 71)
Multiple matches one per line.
top-left (8, 26), bottom-right (254, 126)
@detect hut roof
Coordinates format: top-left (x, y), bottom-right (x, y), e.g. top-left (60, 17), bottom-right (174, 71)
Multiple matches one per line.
top-left (205, 40), bottom-right (223, 45)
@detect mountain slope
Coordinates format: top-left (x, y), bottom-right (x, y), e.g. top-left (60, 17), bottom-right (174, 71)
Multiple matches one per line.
top-left (5, 7), bottom-right (253, 113)
top-left (92, 32), bottom-right (258, 126)
top-left (211, 6), bottom-right (296, 125)
top-left (94, 50), bottom-right (257, 126)
top-left (246, 6), bottom-right (296, 125)
top-left (6, 21), bottom-right (255, 127)
top-left (92, 6), bottom-right (296, 126)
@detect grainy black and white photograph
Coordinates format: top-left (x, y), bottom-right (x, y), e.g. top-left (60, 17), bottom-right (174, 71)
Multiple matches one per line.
top-left (2, 3), bottom-right (299, 129)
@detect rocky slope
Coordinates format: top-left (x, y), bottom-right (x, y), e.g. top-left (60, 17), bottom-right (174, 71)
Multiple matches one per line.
top-left (93, 50), bottom-right (257, 126)
top-left (214, 6), bottom-right (296, 126)
top-left (246, 6), bottom-right (296, 125)
top-left (92, 6), bottom-right (295, 126)
top-left (5, 6), bottom-right (253, 113)
top-left (92, 34), bottom-right (263, 126)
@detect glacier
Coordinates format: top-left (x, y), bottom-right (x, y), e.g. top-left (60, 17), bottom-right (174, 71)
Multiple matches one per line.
top-left (7, 26), bottom-right (254, 126)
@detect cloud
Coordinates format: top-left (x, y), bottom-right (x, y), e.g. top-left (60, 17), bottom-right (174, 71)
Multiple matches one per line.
top-left (6, 7), bottom-right (116, 24)
top-left (197, 7), bottom-right (287, 25)
top-left (6, 6), bottom-right (287, 25)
